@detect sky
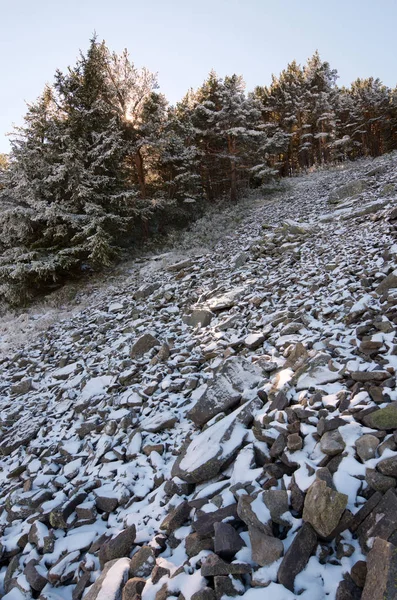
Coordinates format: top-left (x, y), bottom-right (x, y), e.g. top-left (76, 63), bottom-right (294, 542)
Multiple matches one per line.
top-left (1, 0), bottom-right (396, 153)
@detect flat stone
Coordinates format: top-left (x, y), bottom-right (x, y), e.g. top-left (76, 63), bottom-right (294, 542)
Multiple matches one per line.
top-left (191, 588), bottom-right (216, 600)
top-left (73, 571), bottom-right (92, 600)
top-left (213, 522), bottom-right (244, 560)
top-left (28, 521), bottom-right (55, 553)
top-left (201, 553), bottom-right (251, 577)
top-left (24, 560), bottom-right (48, 592)
top-left (130, 334), bottom-right (159, 358)
top-left (263, 490), bottom-right (289, 525)
top-left (335, 574), bottom-right (363, 600)
top-left (99, 525), bottom-right (136, 568)
top-left (378, 456), bottom-right (397, 477)
top-left (214, 575), bottom-right (242, 599)
top-left (11, 378), bottom-right (33, 395)
top-left (186, 532), bottom-right (214, 557)
top-left (303, 479), bottom-right (348, 538)
top-left (173, 397), bottom-right (263, 483)
top-left (129, 546), bottom-right (155, 578)
top-left (277, 523), bottom-right (318, 591)
top-left (168, 258), bottom-right (193, 272)
top-left (0, 414), bottom-right (44, 456)
top-left (362, 537), bottom-right (397, 600)
top-left (356, 435), bottom-right (380, 461)
top-left (376, 270), bottom-right (397, 295)
top-left (206, 287), bottom-right (245, 311)
top-left (184, 309), bottom-right (214, 328)
top-left (350, 560), bottom-right (367, 588)
top-left (358, 489), bottom-right (397, 551)
top-left (351, 371), bottom-right (389, 383)
top-left (249, 526), bottom-right (283, 566)
top-left (320, 429), bottom-right (346, 456)
top-left (237, 494), bottom-right (272, 535)
top-left (84, 558), bottom-right (130, 600)
top-left (244, 333), bottom-right (265, 349)
top-left (49, 491), bottom-right (88, 529)
top-left (192, 504), bottom-right (238, 538)
top-left (287, 433), bottom-right (303, 451)
top-left (187, 357), bottom-right (261, 427)
top-left (363, 403), bottom-right (397, 429)
top-left (366, 468), bottom-right (396, 493)
top-left (141, 411), bottom-right (177, 433)
top-left (160, 501), bottom-right (190, 534)
top-left (350, 492), bottom-right (383, 533)
top-left (122, 578), bottom-right (146, 600)
top-left (328, 178), bottom-right (369, 204)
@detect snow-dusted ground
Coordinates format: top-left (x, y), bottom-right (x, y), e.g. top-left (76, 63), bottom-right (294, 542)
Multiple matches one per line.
top-left (0, 153), bottom-right (397, 600)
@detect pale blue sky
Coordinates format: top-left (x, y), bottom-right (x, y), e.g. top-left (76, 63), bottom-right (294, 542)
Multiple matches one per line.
top-left (1, 0), bottom-right (396, 153)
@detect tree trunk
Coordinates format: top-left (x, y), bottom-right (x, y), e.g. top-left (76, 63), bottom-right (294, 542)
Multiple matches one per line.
top-left (228, 135), bottom-right (237, 203)
top-left (134, 150), bottom-right (146, 199)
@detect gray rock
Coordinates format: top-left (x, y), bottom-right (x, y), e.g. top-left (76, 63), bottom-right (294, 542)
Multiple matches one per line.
top-left (363, 403), bottom-right (397, 429)
top-left (185, 532), bottom-right (214, 557)
top-left (335, 575), bottom-right (362, 600)
top-left (135, 283), bottom-right (160, 300)
top-left (191, 588), bottom-right (216, 600)
top-left (376, 270), bottom-right (397, 295)
top-left (84, 558), bottom-right (130, 600)
top-left (192, 504), bottom-right (238, 538)
top-left (187, 357), bottom-right (262, 427)
top-left (320, 429), bottom-right (346, 456)
top-left (303, 479), bottom-right (348, 538)
top-left (357, 489), bottom-right (397, 551)
top-left (213, 522), bottom-right (244, 560)
top-left (249, 526), bottom-right (283, 566)
top-left (0, 414), bottom-right (44, 456)
top-left (377, 456), bottom-right (397, 477)
top-left (122, 577), bottom-right (146, 600)
top-left (201, 553), bottom-right (251, 577)
top-left (277, 523), bottom-right (318, 591)
top-left (237, 494), bottom-right (272, 534)
top-left (366, 468), bottom-right (396, 493)
top-left (130, 334), bottom-right (159, 358)
top-left (140, 411), bottom-right (177, 433)
top-left (24, 560), bottom-right (48, 592)
top-left (206, 287), bottom-right (245, 311)
top-left (234, 252), bottom-right (250, 268)
top-left (328, 179), bottom-right (369, 204)
top-left (287, 432), bottom-right (303, 451)
top-left (263, 490), bottom-right (289, 525)
top-left (214, 575), bottom-right (242, 598)
top-left (129, 546), bottom-right (155, 578)
top-left (183, 309), bottom-right (214, 328)
top-left (99, 525), bottom-right (136, 568)
top-left (168, 258), bottom-right (193, 272)
top-left (356, 435), bottom-right (380, 462)
top-left (73, 571), bottom-right (92, 600)
top-left (351, 371), bottom-right (389, 383)
top-left (28, 521), bottom-right (55, 553)
top-left (160, 501), bottom-right (190, 534)
top-left (362, 537), bottom-right (397, 600)
top-left (49, 491), bottom-right (88, 529)
top-left (173, 397), bottom-right (263, 483)
top-left (11, 378), bottom-right (33, 396)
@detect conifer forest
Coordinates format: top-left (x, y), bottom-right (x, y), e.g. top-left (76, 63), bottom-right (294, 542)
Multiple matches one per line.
top-left (0, 38), bottom-right (396, 305)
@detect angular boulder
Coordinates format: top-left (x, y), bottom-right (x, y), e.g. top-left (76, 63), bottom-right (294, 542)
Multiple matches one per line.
top-left (187, 357), bottom-right (262, 427)
top-left (172, 397), bottom-right (263, 483)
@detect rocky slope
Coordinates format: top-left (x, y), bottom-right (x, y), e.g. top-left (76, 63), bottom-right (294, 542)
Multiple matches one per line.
top-left (1, 153), bottom-right (397, 600)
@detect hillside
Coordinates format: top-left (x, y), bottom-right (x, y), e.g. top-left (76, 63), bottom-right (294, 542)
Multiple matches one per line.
top-left (1, 153), bottom-right (397, 600)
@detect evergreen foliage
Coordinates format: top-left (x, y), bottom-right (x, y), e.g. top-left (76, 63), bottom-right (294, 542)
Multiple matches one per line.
top-left (1, 39), bottom-right (396, 306)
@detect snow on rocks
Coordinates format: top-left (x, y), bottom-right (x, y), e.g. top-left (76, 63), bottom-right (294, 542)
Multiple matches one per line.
top-left (0, 153), bottom-right (397, 599)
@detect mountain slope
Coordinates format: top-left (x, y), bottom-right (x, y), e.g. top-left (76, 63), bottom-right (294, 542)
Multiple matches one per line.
top-left (1, 153), bottom-right (397, 600)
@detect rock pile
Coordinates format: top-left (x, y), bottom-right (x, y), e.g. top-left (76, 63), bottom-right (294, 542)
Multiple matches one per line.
top-left (0, 153), bottom-right (397, 599)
